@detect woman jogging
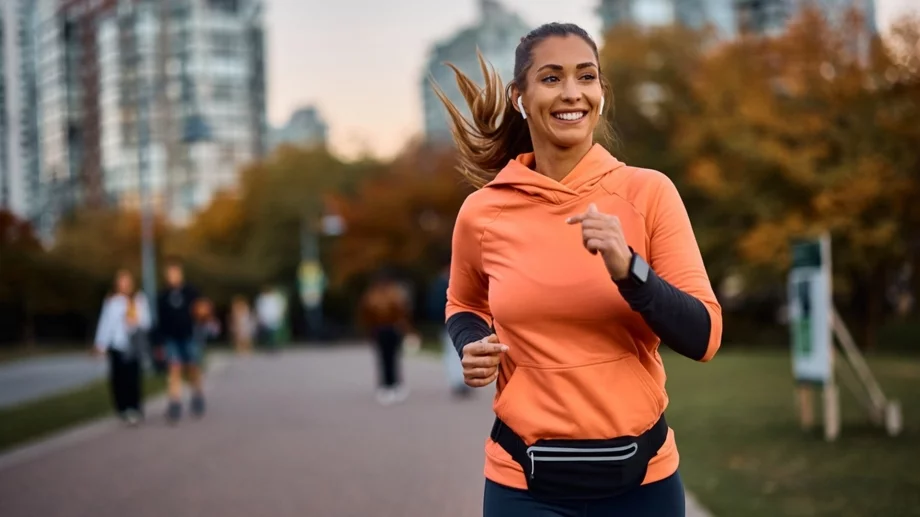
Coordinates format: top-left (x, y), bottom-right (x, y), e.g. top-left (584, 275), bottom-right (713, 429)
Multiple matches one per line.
top-left (434, 22), bottom-right (722, 516)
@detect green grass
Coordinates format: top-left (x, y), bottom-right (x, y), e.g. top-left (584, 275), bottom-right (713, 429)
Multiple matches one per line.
top-left (663, 348), bottom-right (920, 517)
top-left (0, 374), bottom-right (166, 454)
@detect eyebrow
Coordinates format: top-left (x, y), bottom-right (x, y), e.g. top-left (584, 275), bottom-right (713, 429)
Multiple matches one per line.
top-left (536, 62), bottom-right (598, 72)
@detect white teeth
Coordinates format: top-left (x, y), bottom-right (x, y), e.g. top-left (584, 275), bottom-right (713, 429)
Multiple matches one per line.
top-left (554, 112), bottom-right (585, 121)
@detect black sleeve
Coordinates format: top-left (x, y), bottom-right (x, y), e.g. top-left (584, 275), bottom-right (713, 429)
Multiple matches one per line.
top-left (615, 268), bottom-right (711, 361)
top-left (446, 312), bottom-right (492, 359)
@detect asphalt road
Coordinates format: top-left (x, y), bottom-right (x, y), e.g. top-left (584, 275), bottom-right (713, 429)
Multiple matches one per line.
top-left (0, 346), bottom-right (712, 517)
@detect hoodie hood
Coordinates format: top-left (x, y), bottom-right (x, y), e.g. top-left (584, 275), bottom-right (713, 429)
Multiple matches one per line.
top-left (484, 143), bottom-right (625, 204)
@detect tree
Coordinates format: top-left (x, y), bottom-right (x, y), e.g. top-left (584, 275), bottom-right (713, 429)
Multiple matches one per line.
top-left (676, 8), bottom-right (920, 347)
top-left (330, 144), bottom-right (471, 289)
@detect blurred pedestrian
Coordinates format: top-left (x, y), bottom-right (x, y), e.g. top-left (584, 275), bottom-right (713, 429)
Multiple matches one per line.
top-left (434, 22), bottom-right (722, 515)
top-left (428, 260), bottom-right (472, 399)
top-left (359, 269), bottom-right (413, 405)
top-left (93, 269), bottom-right (151, 426)
top-left (255, 285), bottom-right (286, 353)
top-left (231, 295), bottom-right (255, 355)
top-left (155, 257), bottom-right (206, 424)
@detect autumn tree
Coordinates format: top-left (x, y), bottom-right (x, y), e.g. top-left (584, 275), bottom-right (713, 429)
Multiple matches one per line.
top-left (329, 143), bottom-right (471, 291)
top-left (677, 8), bottom-right (920, 347)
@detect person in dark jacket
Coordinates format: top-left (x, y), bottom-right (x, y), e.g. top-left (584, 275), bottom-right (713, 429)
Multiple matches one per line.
top-left (155, 257), bottom-right (205, 424)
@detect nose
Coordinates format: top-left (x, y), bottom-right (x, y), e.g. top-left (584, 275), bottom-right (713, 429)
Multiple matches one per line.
top-left (561, 77), bottom-right (582, 103)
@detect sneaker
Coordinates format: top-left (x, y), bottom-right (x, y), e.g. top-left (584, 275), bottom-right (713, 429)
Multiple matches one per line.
top-left (392, 385), bottom-right (409, 404)
top-left (124, 409), bottom-right (142, 427)
top-left (166, 401), bottom-right (182, 424)
top-left (375, 388), bottom-right (395, 406)
top-left (191, 394), bottom-right (206, 418)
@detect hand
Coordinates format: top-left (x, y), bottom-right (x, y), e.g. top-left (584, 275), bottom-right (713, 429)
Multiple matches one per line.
top-left (461, 334), bottom-right (509, 388)
top-left (91, 347), bottom-right (105, 358)
top-left (566, 203), bottom-right (632, 281)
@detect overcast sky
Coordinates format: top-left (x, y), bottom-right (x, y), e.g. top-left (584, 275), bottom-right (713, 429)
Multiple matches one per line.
top-left (264, 0), bottom-right (918, 160)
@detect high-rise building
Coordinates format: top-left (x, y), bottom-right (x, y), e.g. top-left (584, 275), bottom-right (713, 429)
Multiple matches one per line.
top-left (598, 0), bottom-right (877, 39)
top-left (269, 106), bottom-right (328, 152)
top-left (734, 0), bottom-right (877, 35)
top-left (598, 0), bottom-right (738, 37)
top-left (421, 0), bottom-right (529, 143)
top-left (26, 0), bottom-right (266, 232)
top-left (0, 0), bottom-right (41, 224)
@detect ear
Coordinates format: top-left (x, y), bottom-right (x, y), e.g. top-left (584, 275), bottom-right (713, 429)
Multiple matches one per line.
top-left (509, 85), bottom-right (523, 115)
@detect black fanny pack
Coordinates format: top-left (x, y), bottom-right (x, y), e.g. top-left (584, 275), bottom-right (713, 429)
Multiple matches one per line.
top-left (490, 414), bottom-right (668, 502)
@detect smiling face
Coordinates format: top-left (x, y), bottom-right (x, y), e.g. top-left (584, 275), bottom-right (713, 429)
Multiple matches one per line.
top-left (512, 35), bottom-right (605, 151)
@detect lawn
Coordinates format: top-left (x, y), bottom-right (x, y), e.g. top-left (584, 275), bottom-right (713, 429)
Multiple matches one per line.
top-left (0, 374), bottom-right (166, 454)
top-left (663, 348), bottom-right (920, 517)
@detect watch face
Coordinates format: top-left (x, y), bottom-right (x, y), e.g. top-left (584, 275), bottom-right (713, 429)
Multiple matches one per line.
top-left (632, 255), bottom-right (650, 283)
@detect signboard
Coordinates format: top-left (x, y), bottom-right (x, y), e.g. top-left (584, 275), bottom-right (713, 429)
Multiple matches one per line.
top-left (298, 260), bottom-right (325, 309)
top-left (787, 235), bottom-right (833, 384)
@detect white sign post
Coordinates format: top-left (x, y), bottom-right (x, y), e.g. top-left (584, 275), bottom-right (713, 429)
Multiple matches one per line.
top-left (788, 233), bottom-right (839, 441)
top-left (787, 233), bottom-right (903, 440)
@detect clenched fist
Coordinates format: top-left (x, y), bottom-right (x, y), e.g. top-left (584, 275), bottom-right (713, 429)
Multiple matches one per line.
top-left (461, 334), bottom-right (509, 388)
top-left (566, 203), bottom-right (632, 281)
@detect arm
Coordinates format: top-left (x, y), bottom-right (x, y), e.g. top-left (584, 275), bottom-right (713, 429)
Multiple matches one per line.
top-left (93, 299), bottom-right (112, 353)
top-left (615, 176), bottom-right (723, 362)
top-left (136, 294), bottom-right (152, 332)
top-left (445, 201), bottom-right (494, 358)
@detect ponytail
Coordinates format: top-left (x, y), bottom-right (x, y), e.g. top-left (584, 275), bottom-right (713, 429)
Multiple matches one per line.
top-left (430, 51), bottom-right (532, 189)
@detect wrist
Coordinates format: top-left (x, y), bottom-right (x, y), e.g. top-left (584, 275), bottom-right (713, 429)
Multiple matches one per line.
top-left (613, 249), bottom-right (651, 289)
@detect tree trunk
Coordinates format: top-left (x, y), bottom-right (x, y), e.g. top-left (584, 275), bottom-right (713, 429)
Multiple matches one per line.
top-left (862, 266), bottom-right (887, 351)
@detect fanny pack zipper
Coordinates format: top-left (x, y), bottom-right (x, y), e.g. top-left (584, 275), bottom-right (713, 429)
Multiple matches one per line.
top-left (525, 443), bottom-right (639, 479)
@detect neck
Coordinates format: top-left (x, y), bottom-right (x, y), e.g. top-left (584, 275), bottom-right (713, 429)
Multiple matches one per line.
top-left (531, 138), bottom-right (595, 182)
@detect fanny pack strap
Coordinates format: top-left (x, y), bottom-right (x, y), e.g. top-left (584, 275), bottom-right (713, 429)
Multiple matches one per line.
top-left (490, 414), bottom-right (669, 474)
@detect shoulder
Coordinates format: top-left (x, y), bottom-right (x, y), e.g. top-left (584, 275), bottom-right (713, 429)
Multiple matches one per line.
top-left (607, 165), bottom-right (682, 211)
top-left (454, 188), bottom-right (507, 233)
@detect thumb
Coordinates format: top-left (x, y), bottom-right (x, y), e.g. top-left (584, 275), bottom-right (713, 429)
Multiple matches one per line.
top-left (484, 333), bottom-right (509, 353)
top-left (587, 203), bottom-right (599, 214)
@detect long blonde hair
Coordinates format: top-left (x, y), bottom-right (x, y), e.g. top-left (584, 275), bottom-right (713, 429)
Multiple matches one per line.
top-left (430, 22), bottom-right (615, 189)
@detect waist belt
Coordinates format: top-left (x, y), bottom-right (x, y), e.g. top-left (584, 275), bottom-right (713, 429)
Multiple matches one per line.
top-left (489, 414), bottom-right (669, 502)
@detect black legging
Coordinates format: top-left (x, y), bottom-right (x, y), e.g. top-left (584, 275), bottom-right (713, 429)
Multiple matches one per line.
top-left (374, 326), bottom-right (402, 388)
top-left (108, 349), bottom-right (142, 414)
top-left (483, 471), bottom-right (686, 517)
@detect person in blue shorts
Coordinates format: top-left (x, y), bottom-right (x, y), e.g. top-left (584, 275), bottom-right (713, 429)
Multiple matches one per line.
top-left (155, 257), bottom-right (205, 424)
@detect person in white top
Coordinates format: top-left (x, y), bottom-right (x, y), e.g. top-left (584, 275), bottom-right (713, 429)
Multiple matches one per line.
top-left (93, 269), bottom-right (152, 426)
top-left (255, 286), bottom-right (286, 351)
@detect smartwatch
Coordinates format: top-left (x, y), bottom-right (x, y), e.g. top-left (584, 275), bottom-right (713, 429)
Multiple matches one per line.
top-left (620, 250), bottom-right (650, 287)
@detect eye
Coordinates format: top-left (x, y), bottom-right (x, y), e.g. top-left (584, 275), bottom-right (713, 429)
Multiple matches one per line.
top-left (541, 75), bottom-right (559, 83)
top-left (580, 73), bottom-right (597, 81)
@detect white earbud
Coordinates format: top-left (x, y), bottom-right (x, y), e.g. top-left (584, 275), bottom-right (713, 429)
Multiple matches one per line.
top-left (517, 96), bottom-right (527, 120)
top-left (600, 96), bottom-right (605, 114)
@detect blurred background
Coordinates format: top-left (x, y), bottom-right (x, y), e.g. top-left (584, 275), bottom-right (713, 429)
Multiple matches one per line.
top-left (0, 0), bottom-right (918, 516)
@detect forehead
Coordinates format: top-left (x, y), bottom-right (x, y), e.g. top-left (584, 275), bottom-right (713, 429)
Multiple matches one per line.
top-left (529, 35), bottom-right (597, 69)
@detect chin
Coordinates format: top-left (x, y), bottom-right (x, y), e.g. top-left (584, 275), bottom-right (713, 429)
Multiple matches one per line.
top-left (550, 132), bottom-right (592, 149)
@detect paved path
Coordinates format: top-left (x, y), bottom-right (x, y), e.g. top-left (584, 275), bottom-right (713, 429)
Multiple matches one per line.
top-left (0, 346), bottom-right (711, 516)
top-left (0, 354), bottom-right (106, 409)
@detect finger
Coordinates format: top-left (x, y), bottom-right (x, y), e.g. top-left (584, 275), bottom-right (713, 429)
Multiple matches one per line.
top-left (464, 367), bottom-right (496, 380)
top-left (586, 238), bottom-right (606, 254)
top-left (466, 339), bottom-right (508, 356)
top-left (484, 334), bottom-right (500, 344)
top-left (587, 203), bottom-right (599, 214)
top-left (582, 229), bottom-right (615, 242)
top-left (566, 213), bottom-right (587, 224)
top-left (466, 369), bottom-right (499, 387)
top-left (462, 353), bottom-right (503, 369)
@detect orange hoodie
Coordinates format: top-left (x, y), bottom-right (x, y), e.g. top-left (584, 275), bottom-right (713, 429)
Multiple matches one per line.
top-left (446, 143), bottom-right (722, 490)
